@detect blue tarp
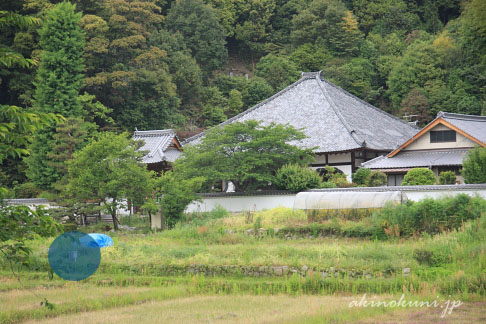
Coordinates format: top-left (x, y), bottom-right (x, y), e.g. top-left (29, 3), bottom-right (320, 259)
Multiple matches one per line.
top-left (80, 233), bottom-right (114, 248)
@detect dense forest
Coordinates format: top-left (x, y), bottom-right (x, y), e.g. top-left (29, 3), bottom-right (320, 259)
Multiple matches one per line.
top-left (1, 0), bottom-right (485, 193)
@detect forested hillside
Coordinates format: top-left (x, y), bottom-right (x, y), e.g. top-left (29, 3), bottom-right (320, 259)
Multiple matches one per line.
top-left (1, 0), bottom-right (485, 191)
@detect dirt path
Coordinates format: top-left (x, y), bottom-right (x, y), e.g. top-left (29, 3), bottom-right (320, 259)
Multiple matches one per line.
top-left (355, 301), bottom-right (486, 324)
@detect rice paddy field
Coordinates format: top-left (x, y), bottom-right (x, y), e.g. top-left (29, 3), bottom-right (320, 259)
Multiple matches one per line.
top-left (1, 206), bottom-right (485, 323)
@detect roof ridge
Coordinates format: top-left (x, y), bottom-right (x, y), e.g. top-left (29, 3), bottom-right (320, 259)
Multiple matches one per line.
top-left (134, 129), bottom-right (175, 136)
top-left (319, 75), bottom-right (417, 129)
top-left (315, 71), bottom-right (365, 147)
top-left (182, 75), bottom-right (310, 145)
top-left (439, 111), bottom-right (486, 121)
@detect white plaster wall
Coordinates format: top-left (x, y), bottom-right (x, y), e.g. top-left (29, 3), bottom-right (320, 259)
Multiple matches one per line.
top-left (186, 195), bottom-right (296, 213)
top-left (404, 189), bottom-right (486, 201)
top-left (184, 188), bottom-right (486, 215)
top-left (334, 165), bottom-right (352, 181)
top-left (404, 124), bottom-right (475, 151)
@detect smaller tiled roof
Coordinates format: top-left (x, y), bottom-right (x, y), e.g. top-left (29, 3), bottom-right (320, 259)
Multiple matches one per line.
top-left (133, 129), bottom-right (181, 164)
top-left (4, 198), bottom-right (49, 205)
top-left (439, 112), bottom-right (486, 144)
top-left (362, 149), bottom-right (469, 170)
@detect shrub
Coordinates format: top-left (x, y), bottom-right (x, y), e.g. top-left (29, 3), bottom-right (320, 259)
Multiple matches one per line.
top-left (320, 181), bottom-right (337, 188)
top-left (368, 171), bottom-right (387, 187)
top-left (413, 249), bottom-right (443, 266)
top-left (13, 182), bottom-right (41, 198)
top-left (275, 164), bottom-right (321, 192)
top-left (402, 168), bottom-right (436, 186)
top-left (352, 168), bottom-right (371, 186)
top-left (184, 204), bottom-right (229, 226)
top-left (372, 194), bottom-right (486, 237)
top-left (321, 166), bottom-right (353, 188)
top-left (462, 146), bottom-right (486, 184)
top-left (439, 171), bottom-right (456, 185)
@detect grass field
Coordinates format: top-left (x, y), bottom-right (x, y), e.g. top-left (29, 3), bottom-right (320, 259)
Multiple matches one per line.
top-left (1, 206), bottom-right (485, 323)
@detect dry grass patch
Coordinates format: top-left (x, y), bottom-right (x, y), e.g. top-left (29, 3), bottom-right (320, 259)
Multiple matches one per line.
top-left (24, 295), bottom-right (364, 324)
top-left (0, 285), bottom-right (152, 312)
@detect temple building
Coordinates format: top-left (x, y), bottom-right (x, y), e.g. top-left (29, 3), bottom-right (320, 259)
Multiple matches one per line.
top-left (183, 71), bottom-right (418, 180)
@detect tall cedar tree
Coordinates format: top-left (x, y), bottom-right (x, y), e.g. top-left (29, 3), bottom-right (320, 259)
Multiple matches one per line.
top-left (25, 2), bottom-right (84, 190)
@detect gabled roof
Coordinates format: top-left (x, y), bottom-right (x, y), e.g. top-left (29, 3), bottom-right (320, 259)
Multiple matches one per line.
top-left (182, 71), bottom-right (417, 153)
top-left (440, 112), bottom-right (486, 144)
top-left (133, 129), bottom-right (182, 164)
top-left (362, 149), bottom-right (468, 170)
top-left (388, 112), bottom-right (486, 158)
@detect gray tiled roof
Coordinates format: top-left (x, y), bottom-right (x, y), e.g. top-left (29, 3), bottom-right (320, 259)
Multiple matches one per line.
top-left (361, 149), bottom-right (469, 169)
top-left (183, 71), bottom-right (417, 153)
top-left (133, 129), bottom-right (181, 164)
top-left (439, 112), bottom-right (486, 144)
top-left (4, 198), bottom-right (49, 205)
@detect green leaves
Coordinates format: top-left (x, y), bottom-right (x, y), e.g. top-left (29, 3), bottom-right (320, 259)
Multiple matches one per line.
top-left (0, 204), bottom-right (60, 268)
top-left (402, 168), bottom-right (436, 186)
top-left (462, 146), bottom-right (486, 184)
top-left (153, 172), bottom-right (205, 229)
top-left (175, 120), bottom-right (315, 192)
top-left (165, 0), bottom-right (227, 73)
top-left (66, 132), bottom-right (153, 230)
top-left (0, 105), bottom-right (61, 164)
top-left (275, 164), bottom-right (321, 192)
top-left (34, 1), bottom-right (84, 117)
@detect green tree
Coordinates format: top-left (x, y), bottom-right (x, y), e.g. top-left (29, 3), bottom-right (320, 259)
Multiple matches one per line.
top-left (289, 43), bottom-right (331, 72)
top-left (66, 132), bottom-right (153, 231)
top-left (0, 10), bottom-right (40, 69)
top-left (201, 86), bottom-right (228, 126)
top-left (149, 30), bottom-right (203, 124)
top-left (47, 118), bottom-right (95, 192)
top-left (149, 171), bottom-right (205, 229)
top-left (255, 54), bottom-right (300, 91)
top-left (400, 88), bottom-right (433, 124)
top-left (0, 8), bottom-right (61, 279)
top-left (388, 38), bottom-right (446, 112)
top-left (33, 1), bottom-right (84, 117)
top-left (227, 89), bottom-right (243, 116)
top-left (235, 0), bottom-right (276, 59)
top-left (0, 204), bottom-right (59, 271)
top-left (165, 0), bottom-right (227, 73)
top-left (462, 147), bottom-right (486, 184)
top-left (402, 168), bottom-right (436, 186)
top-left (244, 77), bottom-right (274, 107)
top-left (291, 0), bottom-right (362, 56)
top-left (175, 120), bottom-right (315, 192)
top-left (25, 2), bottom-right (85, 190)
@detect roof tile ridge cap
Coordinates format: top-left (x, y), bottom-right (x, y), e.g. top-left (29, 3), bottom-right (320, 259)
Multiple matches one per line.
top-left (320, 75), bottom-right (415, 129)
top-left (441, 112), bottom-right (486, 121)
top-left (135, 129), bottom-right (174, 134)
top-left (181, 76), bottom-right (309, 145)
top-left (315, 71), bottom-right (365, 147)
